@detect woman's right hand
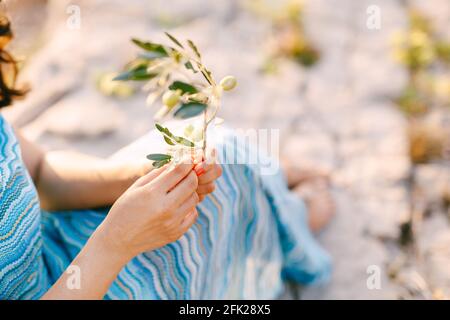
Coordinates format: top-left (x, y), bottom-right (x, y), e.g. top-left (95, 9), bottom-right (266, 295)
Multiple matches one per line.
top-left (95, 158), bottom-right (200, 262)
top-left (43, 159), bottom-right (200, 299)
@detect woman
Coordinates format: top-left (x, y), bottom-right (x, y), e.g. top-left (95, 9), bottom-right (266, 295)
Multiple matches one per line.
top-left (0, 15), bottom-right (332, 299)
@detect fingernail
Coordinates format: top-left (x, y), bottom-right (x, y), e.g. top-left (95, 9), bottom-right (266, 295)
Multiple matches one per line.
top-left (195, 167), bottom-right (206, 176)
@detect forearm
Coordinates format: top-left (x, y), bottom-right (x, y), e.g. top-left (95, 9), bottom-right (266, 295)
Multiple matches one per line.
top-left (15, 131), bottom-right (139, 211)
top-left (36, 151), bottom-right (138, 211)
top-left (41, 228), bottom-right (129, 300)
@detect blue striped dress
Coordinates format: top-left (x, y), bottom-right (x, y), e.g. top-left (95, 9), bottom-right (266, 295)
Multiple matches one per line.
top-left (0, 114), bottom-right (331, 299)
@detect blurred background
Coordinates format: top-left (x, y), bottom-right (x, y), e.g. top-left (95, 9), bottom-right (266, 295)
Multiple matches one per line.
top-left (2, 0), bottom-right (449, 299)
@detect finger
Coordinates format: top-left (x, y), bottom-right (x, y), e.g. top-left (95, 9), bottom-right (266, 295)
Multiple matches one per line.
top-left (133, 164), bottom-right (168, 188)
top-left (153, 158), bottom-right (194, 192)
top-left (180, 209), bottom-right (199, 232)
top-left (198, 164), bottom-right (222, 184)
top-left (197, 182), bottom-right (215, 195)
top-left (166, 171), bottom-right (198, 207)
top-left (199, 194), bottom-right (206, 202)
top-left (172, 192), bottom-right (199, 222)
top-left (194, 161), bottom-right (213, 177)
top-left (139, 161), bottom-right (156, 176)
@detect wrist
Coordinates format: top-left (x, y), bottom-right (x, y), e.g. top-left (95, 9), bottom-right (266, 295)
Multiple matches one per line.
top-left (89, 224), bottom-right (134, 268)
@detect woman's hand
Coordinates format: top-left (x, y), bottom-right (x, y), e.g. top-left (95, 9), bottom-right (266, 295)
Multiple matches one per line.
top-left (194, 149), bottom-right (223, 202)
top-left (96, 158), bottom-right (200, 261)
top-left (43, 158), bottom-right (200, 299)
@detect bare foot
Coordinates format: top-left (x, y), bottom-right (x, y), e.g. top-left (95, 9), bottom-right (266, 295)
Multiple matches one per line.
top-left (293, 177), bottom-right (335, 232)
top-left (281, 158), bottom-right (335, 231)
top-left (281, 158), bottom-right (330, 189)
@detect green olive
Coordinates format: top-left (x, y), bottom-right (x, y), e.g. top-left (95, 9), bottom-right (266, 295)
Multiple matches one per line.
top-left (191, 127), bottom-right (204, 142)
top-left (219, 75), bottom-right (237, 91)
top-left (184, 124), bottom-right (195, 137)
top-left (162, 90), bottom-right (180, 108)
top-left (190, 92), bottom-right (208, 103)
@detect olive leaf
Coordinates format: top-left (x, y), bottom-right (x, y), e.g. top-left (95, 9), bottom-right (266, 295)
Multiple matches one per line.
top-left (163, 135), bottom-right (176, 145)
top-left (169, 81), bottom-right (198, 94)
top-left (146, 153), bottom-right (172, 161)
top-left (165, 32), bottom-right (184, 49)
top-left (175, 136), bottom-right (196, 147)
top-left (146, 153), bottom-right (172, 168)
top-left (131, 38), bottom-right (169, 57)
top-left (138, 52), bottom-right (167, 60)
top-left (188, 95), bottom-right (208, 104)
top-left (174, 102), bottom-right (207, 119)
top-left (187, 39), bottom-right (210, 82)
top-left (199, 66), bottom-right (213, 85)
top-left (187, 40), bottom-right (201, 59)
top-left (152, 158), bottom-right (172, 168)
top-left (203, 67), bottom-right (213, 82)
top-left (155, 123), bottom-right (172, 136)
top-left (155, 123), bottom-right (195, 147)
top-left (184, 61), bottom-right (198, 73)
top-left (113, 64), bottom-right (157, 81)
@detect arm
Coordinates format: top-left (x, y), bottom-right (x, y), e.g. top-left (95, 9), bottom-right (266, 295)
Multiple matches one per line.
top-left (41, 230), bottom-right (129, 299)
top-left (42, 159), bottom-right (200, 299)
top-left (17, 130), bottom-right (222, 211)
top-left (16, 131), bottom-right (151, 211)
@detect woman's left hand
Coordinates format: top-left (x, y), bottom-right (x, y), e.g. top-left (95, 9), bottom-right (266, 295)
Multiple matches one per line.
top-left (116, 149), bottom-right (222, 203)
top-left (193, 150), bottom-right (222, 202)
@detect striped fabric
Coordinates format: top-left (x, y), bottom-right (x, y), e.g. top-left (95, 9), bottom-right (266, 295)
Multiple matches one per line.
top-left (0, 115), bottom-right (50, 299)
top-left (1, 114), bottom-right (331, 299)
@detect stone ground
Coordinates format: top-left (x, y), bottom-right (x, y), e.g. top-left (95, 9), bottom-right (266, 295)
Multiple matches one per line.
top-left (4, 0), bottom-right (450, 299)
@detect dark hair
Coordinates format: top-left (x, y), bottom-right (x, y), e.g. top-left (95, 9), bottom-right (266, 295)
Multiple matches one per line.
top-left (0, 14), bottom-right (28, 108)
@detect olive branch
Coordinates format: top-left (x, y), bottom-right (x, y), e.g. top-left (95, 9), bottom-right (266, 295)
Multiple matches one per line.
top-left (114, 32), bottom-right (237, 168)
